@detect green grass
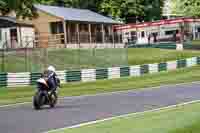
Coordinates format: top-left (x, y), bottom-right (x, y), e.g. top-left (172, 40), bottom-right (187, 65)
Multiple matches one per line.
top-left (2, 48), bottom-right (200, 72)
top-left (191, 40), bottom-right (200, 45)
top-left (1, 65), bottom-right (200, 106)
top-left (127, 48), bottom-right (200, 65)
top-left (53, 102), bottom-right (200, 133)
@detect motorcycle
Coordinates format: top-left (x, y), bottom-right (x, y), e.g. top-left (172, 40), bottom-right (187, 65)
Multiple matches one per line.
top-left (33, 77), bottom-right (60, 110)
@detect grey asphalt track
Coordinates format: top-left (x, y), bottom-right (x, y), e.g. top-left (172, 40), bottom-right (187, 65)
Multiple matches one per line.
top-left (1, 82), bottom-right (200, 133)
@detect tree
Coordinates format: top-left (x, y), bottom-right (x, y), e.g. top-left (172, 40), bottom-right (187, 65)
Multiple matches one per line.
top-left (100, 0), bottom-right (163, 23)
top-left (171, 0), bottom-right (200, 17)
top-left (0, 0), bottom-right (37, 19)
top-left (100, 0), bottom-right (145, 23)
top-left (143, 0), bottom-right (164, 21)
top-left (41, 0), bottom-right (101, 12)
top-left (35, 0), bottom-right (163, 23)
top-left (100, 0), bottom-right (123, 21)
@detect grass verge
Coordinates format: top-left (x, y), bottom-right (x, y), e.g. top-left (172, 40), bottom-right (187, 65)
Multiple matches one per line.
top-left (191, 40), bottom-right (200, 45)
top-left (53, 102), bottom-right (200, 133)
top-left (0, 65), bottom-right (200, 106)
top-left (127, 48), bottom-right (200, 65)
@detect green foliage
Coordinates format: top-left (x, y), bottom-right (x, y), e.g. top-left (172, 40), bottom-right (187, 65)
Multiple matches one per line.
top-left (36, 0), bottom-right (101, 12)
top-left (0, 0), bottom-right (37, 19)
top-left (171, 0), bottom-right (200, 17)
top-left (100, 0), bottom-right (163, 23)
top-left (143, 0), bottom-right (163, 21)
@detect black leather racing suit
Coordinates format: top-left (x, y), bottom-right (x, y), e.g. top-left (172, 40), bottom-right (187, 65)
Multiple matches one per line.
top-left (43, 70), bottom-right (58, 91)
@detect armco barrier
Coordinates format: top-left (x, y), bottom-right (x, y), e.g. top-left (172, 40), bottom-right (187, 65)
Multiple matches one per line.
top-left (158, 63), bottom-right (167, 72)
top-left (128, 43), bottom-right (200, 50)
top-left (95, 68), bottom-right (108, 80)
top-left (127, 43), bottom-right (177, 49)
top-left (0, 73), bottom-right (7, 87)
top-left (0, 56), bottom-right (199, 87)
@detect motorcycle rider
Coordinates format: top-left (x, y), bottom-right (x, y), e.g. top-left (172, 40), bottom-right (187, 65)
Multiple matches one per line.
top-left (42, 66), bottom-right (60, 92)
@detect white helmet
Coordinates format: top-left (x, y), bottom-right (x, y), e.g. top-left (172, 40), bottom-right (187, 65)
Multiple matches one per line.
top-left (47, 65), bottom-right (56, 72)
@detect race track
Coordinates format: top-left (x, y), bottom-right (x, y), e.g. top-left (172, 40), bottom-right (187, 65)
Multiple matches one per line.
top-left (1, 82), bottom-right (200, 133)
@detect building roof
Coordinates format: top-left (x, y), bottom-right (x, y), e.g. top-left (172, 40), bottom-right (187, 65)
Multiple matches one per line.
top-left (35, 5), bottom-right (122, 24)
top-left (114, 18), bottom-right (200, 30)
top-left (0, 16), bottom-right (16, 23)
top-left (0, 16), bottom-right (33, 28)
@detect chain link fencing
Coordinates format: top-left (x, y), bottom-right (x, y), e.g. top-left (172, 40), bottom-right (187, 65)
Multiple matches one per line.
top-left (0, 33), bottom-right (127, 73)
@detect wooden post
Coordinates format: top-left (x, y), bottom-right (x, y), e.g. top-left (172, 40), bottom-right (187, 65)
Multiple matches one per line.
top-left (76, 23), bottom-right (80, 46)
top-left (180, 22), bottom-right (184, 44)
top-left (101, 24), bottom-right (105, 43)
top-left (108, 25), bottom-right (111, 35)
top-left (17, 26), bottom-right (22, 47)
top-left (67, 22), bottom-right (70, 43)
top-left (193, 21), bottom-right (196, 40)
top-left (62, 20), bottom-right (67, 48)
top-left (88, 24), bottom-right (92, 43)
top-left (112, 25), bottom-right (115, 45)
top-left (108, 25), bottom-right (113, 44)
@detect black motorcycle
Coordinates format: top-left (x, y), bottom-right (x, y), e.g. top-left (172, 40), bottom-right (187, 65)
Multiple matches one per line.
top-left (33, 77), bottom-right (60, 110)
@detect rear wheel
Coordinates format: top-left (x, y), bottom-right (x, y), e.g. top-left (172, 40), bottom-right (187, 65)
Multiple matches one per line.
top-left (49, 92), bottom-right (57, 108)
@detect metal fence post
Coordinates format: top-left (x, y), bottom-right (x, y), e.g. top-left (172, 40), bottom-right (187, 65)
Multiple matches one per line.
top-left (92, 47), bottom-right (95, 67)
top-left (1, 43), bottom-right (5, 72)
top-left (25, 47), bottom-right (28, 72)
top-left (1, 39), bottom-right (7, 72)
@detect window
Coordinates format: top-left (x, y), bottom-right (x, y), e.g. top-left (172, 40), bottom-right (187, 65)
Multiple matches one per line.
top-left (197, 27), bottom-right (200, 32)
top-left (50, 22), bottom-right (64, 34)
top-left (125, 32), bottom-right (129, 35)
top-left (0, 29), bottom-right (1, 41)
top-left (130, 31), bottom-right (137, 41)
top-left (165, 30), bottom-right (178, 35)
top-left (165, 30), bottom-right (173, 35)
top-left (151, 32), bottom-right (158, 36)
top-left (141, 31), bottom-right (145, 38)
top-left (10, 28), bottom-right (18, 42)
top-left (131, 31), bottom-right (136, 36)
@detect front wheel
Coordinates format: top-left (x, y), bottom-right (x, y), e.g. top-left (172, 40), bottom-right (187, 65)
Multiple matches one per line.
top-left (33, 91), bottom-right (45, 110)
top-left (33, 92), bottom-right (41, 110)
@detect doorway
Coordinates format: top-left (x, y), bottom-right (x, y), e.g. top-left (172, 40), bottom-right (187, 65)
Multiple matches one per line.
top-left (10, 28), bottom-right (18, 49)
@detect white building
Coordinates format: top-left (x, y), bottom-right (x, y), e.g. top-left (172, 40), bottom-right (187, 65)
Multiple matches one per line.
top-left (0, 16), bottom-right (35, 49)
top-left (114, 18), bottom-right (200, 44)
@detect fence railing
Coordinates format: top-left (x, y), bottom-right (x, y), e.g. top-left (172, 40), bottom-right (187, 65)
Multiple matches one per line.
top-left (34, 32), bottom-right (123, 48)
top-left (0, 32), bottom-right (123, 49)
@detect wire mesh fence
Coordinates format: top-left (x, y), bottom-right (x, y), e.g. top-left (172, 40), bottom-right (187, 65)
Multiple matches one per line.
top-left (0, 48), bottom-right (128, 72)
top-left (0, 33), bottom-right (127, 73)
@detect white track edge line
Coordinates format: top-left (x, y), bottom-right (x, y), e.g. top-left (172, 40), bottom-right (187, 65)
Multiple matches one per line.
top-left (44, 99), bottom-right (200, 133)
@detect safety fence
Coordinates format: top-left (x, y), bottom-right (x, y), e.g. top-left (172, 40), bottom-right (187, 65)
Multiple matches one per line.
top-left (0, 48), bottom-right (128, 72)
top-left (126, 42), bottom-right (200, 49)
top-left (0, 56), bottom-right (199, 87)
top-left (127, 43), bottom-right (177, 49)
top-left (126, 42), bottom-right (200, 50)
